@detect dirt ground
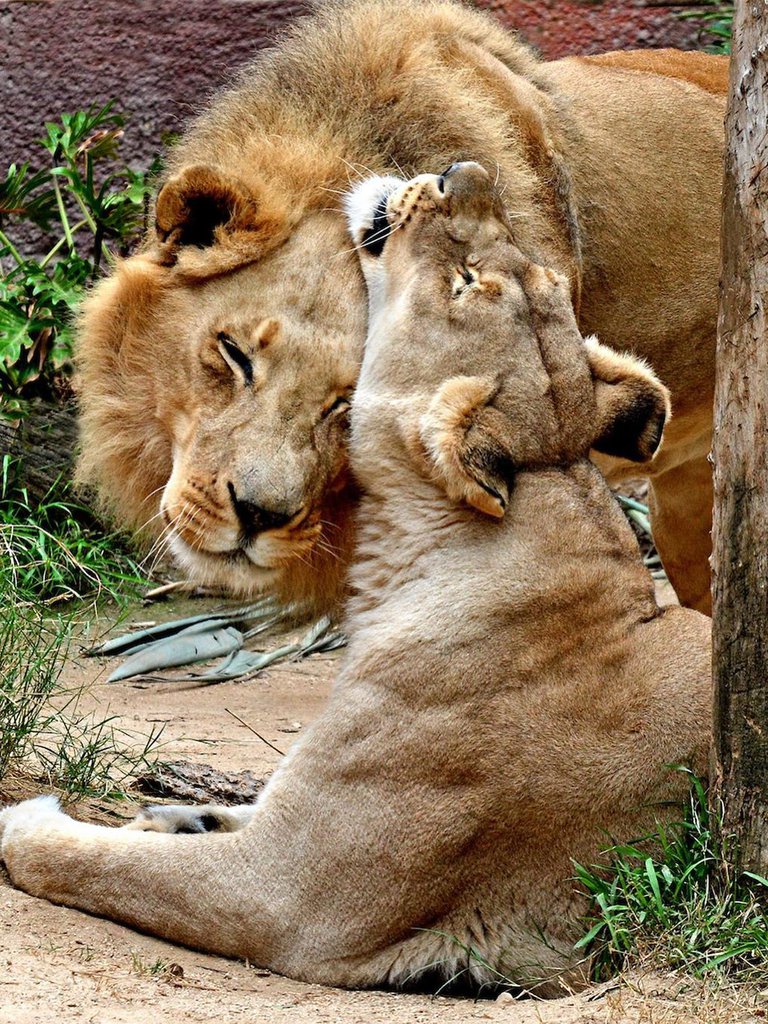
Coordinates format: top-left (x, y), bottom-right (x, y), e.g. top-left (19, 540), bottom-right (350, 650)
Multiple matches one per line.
top-left (1, 591), bottom-right (761, 1024)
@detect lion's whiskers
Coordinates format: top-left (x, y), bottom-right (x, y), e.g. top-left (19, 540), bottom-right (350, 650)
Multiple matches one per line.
top-left (141, 504), bottom-right (196, 573)
top-left (135, 506), bottom-right (170, 536)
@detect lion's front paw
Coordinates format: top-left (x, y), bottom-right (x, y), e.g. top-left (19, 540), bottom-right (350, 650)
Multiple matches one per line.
top-left (0, 795), bottom-right (64, 856)
top-left (121, 802), bottom-right (221, 835)
top-left (125, 804), bottom-right (224, 835)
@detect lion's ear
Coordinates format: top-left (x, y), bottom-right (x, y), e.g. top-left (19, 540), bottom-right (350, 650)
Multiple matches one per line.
top-left (586, 337), bottom-right (671, 463)
top-left (155, 165), bottom-right (262, 251)
top-left (417, 376), bottom-right (515, 518)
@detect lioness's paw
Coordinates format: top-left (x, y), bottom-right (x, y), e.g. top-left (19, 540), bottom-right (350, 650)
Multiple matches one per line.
top-left (521, 262), bottom-right (569, 314)
top-left (125, 803), bottom-right (249, 834)
top-left (0, 795), bottom-right (64, 851)
top-left (419, 376), bottom-right (509, 518)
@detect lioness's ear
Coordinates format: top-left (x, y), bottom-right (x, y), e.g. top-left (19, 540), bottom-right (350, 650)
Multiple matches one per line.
top-left (418, 376), bottom-right (515, 518)
top-left (155, 165), bottom-right (261, 250)
top-left (586, 337), bottom-right (671, 462)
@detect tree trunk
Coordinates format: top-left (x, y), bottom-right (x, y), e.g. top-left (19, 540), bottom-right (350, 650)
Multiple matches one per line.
top-left (711, 0), bottom-right (768, 875)
top-left (0, 398), bottom-right (79, 503)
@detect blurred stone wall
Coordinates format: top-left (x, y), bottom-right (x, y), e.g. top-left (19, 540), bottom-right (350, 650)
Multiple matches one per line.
top-left (2, 0), bottom-right (714, 173)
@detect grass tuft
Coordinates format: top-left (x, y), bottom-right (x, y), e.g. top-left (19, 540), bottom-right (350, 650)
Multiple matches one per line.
top-left (0, 595), bottom-right (71, 778)
top-left (1, 455), bottom-right (148, 604)
top-left (0, 571), bottom-right (163, 798)
top-left (575, 773), bottom-right (768, 983)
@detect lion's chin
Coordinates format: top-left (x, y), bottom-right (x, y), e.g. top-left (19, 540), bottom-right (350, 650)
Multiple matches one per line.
top-left (164, 491), bottom-right (356, 616)
top-left (169, 535), bottom-right (283, 598)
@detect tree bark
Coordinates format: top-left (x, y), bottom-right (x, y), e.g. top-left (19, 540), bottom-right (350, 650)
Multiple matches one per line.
top-left (711, 0), bottom-right (768, 875)
top-left (0, 398), bottom-right (79, 503)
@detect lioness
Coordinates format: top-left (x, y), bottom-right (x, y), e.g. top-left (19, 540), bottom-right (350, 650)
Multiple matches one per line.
top-left (2, 163), bottom-right (711, 996)
top-left (76, 0), bottom-right (727, 614)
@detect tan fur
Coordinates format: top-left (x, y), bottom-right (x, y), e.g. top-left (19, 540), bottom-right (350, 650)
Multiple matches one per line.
top-left (1, 166), bottom-right (711, 998)
top-left (75, 0), bottom-right (726, 614)
top-left (418, 375), bottom-right (506, 517)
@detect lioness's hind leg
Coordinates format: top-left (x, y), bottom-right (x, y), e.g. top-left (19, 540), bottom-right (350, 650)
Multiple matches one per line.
top-left (125, 802), bottom-right (258, 834)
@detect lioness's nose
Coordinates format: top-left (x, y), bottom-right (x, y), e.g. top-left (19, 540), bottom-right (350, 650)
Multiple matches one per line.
top-left (227, 483), bottom-right (296, 535)
top-left (440, 162), bottom-right (464, 180)
top-left (438, 161), bottom-right (490, 196)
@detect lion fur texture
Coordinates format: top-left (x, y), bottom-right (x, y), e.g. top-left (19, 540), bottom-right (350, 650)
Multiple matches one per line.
top-left (1, 165), bottom-right (712, 997)
top-left (75, 0), bottom-right (727, 613)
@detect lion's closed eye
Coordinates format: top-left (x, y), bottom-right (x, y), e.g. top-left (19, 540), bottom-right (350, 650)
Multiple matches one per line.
top-left (217, 332), bottom-right (254, 385)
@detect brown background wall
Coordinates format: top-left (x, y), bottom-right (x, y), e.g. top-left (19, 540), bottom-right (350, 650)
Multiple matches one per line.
top-left (2, 0), bottom-right (714, 174)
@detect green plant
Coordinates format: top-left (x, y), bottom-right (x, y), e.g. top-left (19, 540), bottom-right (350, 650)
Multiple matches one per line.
top-left (0, 571), bottom-right (164, 797)
top-left (1, 455), bottom-right (148, 603)
top-left (0, 101), bottom-right (159, 422)
top-left (574, 773), bottom-right (768, 982)
top-left (129, 952), bottom-right (182, 981)
top-left (681, 3), bottom-right (734, 54)
top-left (0, 589), bottom-right (72, 778)
top-left (33, 707), bottom-right (165, 799)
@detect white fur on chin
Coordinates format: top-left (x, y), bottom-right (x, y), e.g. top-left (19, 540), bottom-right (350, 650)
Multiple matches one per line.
top-left (343, 175), bottom-right (403, 246)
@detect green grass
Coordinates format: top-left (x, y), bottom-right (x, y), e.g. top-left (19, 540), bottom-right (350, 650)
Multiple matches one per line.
top-left (0, 591), bottom-right (72, 779)
top-left (0, 580), bottom-right (164, 797)
top-left (1, 455), bottom-right (148, 604)
top-left (0, 476), bottom-right (164, 798)
top-left (575, 773), bottom-right (768, 983)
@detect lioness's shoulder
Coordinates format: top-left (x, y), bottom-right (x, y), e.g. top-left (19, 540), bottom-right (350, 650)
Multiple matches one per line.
top-left (577, 49), bottom-right (728, 96)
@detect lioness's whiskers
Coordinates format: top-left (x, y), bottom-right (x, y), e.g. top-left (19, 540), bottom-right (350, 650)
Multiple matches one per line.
top-left (317, 517), bottom-right (343, 534)
top-left (340, 158), bottom-right (369, 183)
top-left (388, 155), bottom-right (409, 179)
top-left (313, 537), bottom-right (342, 563)
top-left (340, 157), bottom-right (380, 181)
top-left (334, 220), bottom-right (403, 260)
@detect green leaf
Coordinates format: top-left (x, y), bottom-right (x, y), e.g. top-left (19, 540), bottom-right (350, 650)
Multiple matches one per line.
top-left (0, 163), bottom-right (58, 229)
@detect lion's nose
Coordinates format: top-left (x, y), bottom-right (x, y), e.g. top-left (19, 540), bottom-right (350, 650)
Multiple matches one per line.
top-left (227, 483), bottom-right (296, 536)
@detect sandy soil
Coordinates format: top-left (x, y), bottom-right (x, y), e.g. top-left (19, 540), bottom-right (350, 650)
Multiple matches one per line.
top-left (1, 590), bottom-right (757, 1024)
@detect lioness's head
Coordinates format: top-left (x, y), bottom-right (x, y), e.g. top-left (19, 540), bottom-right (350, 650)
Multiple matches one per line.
top-left (346, 163), bottom-right (670, 514)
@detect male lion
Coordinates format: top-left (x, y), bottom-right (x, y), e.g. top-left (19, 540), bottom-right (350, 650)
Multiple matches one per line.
top-left (76, 0), bottom-right (727, 614)
top-left (2, 164), bottom-right (712, 997)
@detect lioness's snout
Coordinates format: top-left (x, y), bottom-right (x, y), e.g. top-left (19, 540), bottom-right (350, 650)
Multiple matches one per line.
top-left (434, 160), bottom-right (492, 201)
top-left (345, 162), bottom-right (497, 258)
top-left (384, 161), bottom-right (494, 237)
